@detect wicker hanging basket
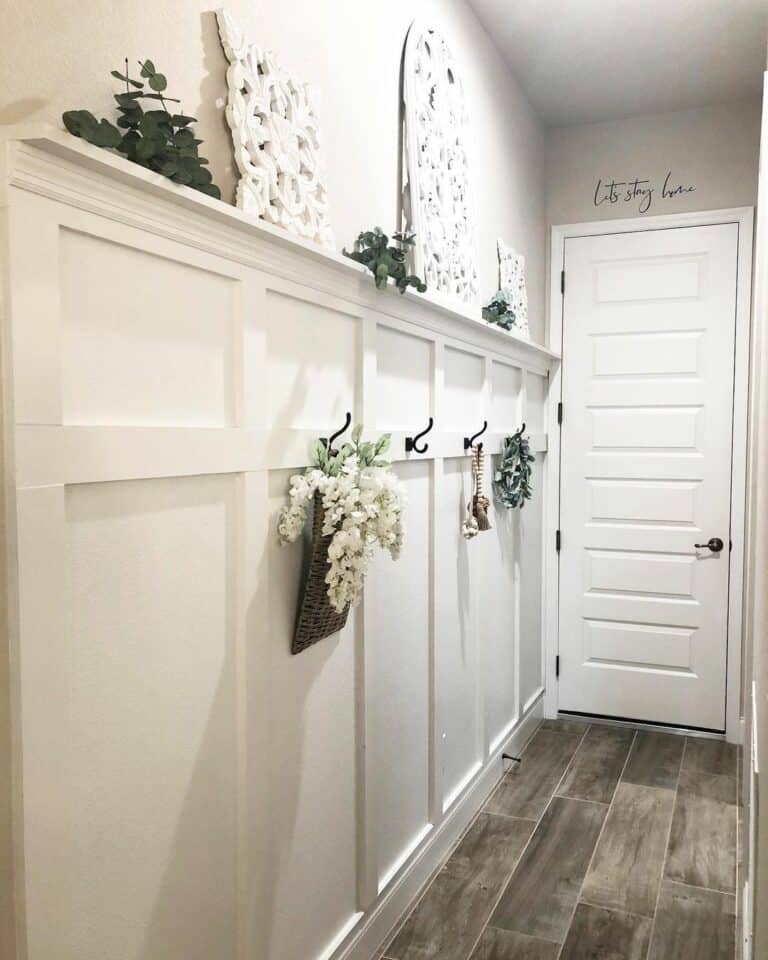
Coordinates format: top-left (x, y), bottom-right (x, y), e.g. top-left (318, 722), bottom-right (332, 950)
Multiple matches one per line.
top-left (292, 491), bottom-right (350, 654)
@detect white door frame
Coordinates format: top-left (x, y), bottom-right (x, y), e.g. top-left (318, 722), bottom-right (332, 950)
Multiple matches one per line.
top-left (544, 207), bottom-right (754, 743)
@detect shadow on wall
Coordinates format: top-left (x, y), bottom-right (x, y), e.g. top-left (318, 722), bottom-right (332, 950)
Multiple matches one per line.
top-left (138, 367), bottom-right (308, 959)
top-left (198, 9), bottom-right (239, 206)
top-left (0, 98), bottom-right (48, 124)
top-left (140, 665), bottom-right (239, 959)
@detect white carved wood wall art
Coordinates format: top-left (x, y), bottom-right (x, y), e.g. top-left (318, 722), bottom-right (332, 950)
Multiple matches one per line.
top-left (497, 239), bottom-right (530, 339)
top-left (216, 8), bottom-right (335, 249)
top-left (402, 22), bottom-right (479, 304)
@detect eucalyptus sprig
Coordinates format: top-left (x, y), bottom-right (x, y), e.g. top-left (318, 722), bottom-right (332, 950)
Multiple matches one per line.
top-left (343, 228), bottom-right (427, 295)
top-left (311, 424), bottom-right (392, 476)
top-left (482, 291), bottom-right (517, 331)
top-left (493, 426), bottom-right (535, 509)
top-left (62, 59), bottom-right (221, 198)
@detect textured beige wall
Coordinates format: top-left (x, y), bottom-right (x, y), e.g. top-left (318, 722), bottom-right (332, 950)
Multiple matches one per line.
top-left (0, 0), bottom-right (546, 338)
top-left (545, 100), bottom-right (762, 226)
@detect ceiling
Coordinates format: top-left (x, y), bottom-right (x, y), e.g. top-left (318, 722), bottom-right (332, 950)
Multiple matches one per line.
top-left (468, 0), bottom-right (768, 126)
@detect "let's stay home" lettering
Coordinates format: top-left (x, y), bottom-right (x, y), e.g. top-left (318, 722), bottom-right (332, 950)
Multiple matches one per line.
top-left (593, 172), bottom-right (695, 214)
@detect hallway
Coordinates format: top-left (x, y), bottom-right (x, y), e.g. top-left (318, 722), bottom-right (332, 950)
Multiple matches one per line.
top-left (2, 3), bottom-right (768, 957)
top-left (381, 720), bottom-right (740, 960)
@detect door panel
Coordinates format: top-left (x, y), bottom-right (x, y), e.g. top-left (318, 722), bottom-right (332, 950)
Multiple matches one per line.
top-left (559, 224), bottom-right (738, 730)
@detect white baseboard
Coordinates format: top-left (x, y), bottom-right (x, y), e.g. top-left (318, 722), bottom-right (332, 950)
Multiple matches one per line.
top-left (743, 881), bottom-right (752, 960)
top-left (334, 697), bottom-right (544, 960)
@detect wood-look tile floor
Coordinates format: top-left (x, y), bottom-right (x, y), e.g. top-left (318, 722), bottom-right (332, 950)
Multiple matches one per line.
top-left (379, 720), bottom-right (741, 960)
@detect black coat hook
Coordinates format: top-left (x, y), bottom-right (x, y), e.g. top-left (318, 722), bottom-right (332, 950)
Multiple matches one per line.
top-left (405, 417), bottom-right (434, 454)
top-left (464, 420), bottom-right (488, 450)
top-left (322, 411), bottom-right (352, 451)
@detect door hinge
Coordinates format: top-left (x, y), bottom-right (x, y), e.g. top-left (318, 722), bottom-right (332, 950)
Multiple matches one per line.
top-left (557, 401), bottom-right (563, 425)
top-left (555, 529), bottom-right (561, 552)
top-left (556, 655), bottom-right (560, 678)
top-left (561, 270), bottom-right (566, 295)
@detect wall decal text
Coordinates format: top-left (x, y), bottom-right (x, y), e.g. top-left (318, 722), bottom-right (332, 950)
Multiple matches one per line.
top-left (593, 172), bottom-right (695, 214)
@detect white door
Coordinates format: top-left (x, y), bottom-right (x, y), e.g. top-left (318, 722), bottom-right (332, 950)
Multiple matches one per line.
top-left (559, 223), bottom-right (738, 731)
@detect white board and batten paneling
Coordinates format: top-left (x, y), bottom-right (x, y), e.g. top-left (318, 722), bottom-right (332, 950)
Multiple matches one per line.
top-left (0, 128), bottom-right (559, 960)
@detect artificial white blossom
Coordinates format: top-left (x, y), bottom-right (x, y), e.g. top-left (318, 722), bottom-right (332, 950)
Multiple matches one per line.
top-left (277, 429), bottom-right (405, 612)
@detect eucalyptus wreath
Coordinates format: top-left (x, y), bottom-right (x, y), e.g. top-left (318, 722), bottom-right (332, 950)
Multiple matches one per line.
top-left (493, 425), bottom-right (535, 509)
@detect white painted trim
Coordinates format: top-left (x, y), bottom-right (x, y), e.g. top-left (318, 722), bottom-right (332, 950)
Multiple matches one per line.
top-left (376, 823), bottom-right (434, 896)
top-left (542, 361), bottom-right (562, 720)
top-left (0, 125), bottom-right (559, 368)
top-left (521, 685), bottom-right (546, 718)
top-left (752, 681), bottom-right (760, 776)
top-left (743, 881), bottom-right (752, 960)
top-left (318, 912), bottom-right (365, 960)
top-left (728, 208), bottom-right (754, 745)
top-left (547, 207), bottom-right (754, 741)
top-left (332, 699), bottom-right (543, 960)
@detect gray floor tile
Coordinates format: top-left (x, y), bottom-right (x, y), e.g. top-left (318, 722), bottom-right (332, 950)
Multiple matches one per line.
top-left (584, 723), bottom-right (636, 743)
top-left (622, 731), bottom-right (684, 790)
top-left (385, 723), bottom-right (741, 960)
top-left (385, 813), bottom-right (534, 960)
top-left (682, 738), bottom-right (738, 778)
top-left (469, 927), bottom-right (559, 959)
top-left (582, 781), bottom-right (675, 917)
top-left (559, 903), bottom-right (652, 960)
top-left (649, 880), bottom-right (735, 960)
top-left (485, 729), bottom-right (583, 820)
top-left (491, 797), bottom-right (606, 943)
top-left (557, 725), bottom-right (634, 804)
top-left (540, 717), bottom-right (589, 735)
top-left (665, 769), bottom-right (737, 892)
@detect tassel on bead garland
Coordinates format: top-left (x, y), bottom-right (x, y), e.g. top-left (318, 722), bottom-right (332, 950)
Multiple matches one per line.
top-left (463, 443), bottom-right (491, 539)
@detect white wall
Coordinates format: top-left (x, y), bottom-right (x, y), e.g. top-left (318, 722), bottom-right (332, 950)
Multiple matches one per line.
top-left (0, 0), bottom-right (546, 339)
top-left (546, 100), bottom-right (762, 227)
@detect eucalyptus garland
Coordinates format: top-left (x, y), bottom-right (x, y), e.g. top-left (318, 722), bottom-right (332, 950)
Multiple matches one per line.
top-left (493, 426), bottom-right (535, 509)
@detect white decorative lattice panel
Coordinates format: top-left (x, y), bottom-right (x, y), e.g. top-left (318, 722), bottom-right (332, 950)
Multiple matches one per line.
top-left (402, 22), bottom-right (478, 303)
top-left (217, 8), bottom-right (334, 248)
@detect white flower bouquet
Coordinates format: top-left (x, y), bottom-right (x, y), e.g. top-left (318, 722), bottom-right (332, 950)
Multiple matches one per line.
top-left (278, 425), bottom-right (405, 617)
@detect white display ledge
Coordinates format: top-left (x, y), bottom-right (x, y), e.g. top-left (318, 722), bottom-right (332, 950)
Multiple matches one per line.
top-left (0, 124), bottom-right (560, 368)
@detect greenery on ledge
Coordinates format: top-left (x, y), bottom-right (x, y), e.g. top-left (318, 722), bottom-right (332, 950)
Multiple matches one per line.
top-left (343, 228), bottom-right (427, 294)
top-left (63, 59), bottom-right (221, 199)
top-left (482, 291), bottom-right (517, 331)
